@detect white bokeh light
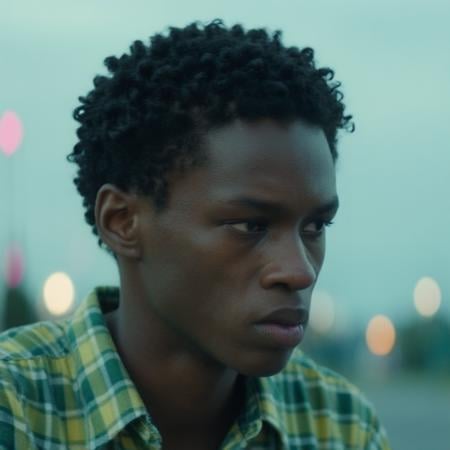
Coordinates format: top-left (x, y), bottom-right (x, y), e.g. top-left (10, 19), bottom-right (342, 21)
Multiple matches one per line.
top-left (309, 290), bottom-right (335, 334)
top-left (43, 272), bottom-right (75, 316)
top-left (414, 276), bottom-right (441, 317)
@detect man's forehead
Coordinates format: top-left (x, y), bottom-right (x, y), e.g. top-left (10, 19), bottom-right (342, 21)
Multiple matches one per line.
top-left (204, 118), bottom-right (328, 152)
top-left (201, 119), bottom-right (333, 175)
top-left (164, 118), bottom-right (336, 212)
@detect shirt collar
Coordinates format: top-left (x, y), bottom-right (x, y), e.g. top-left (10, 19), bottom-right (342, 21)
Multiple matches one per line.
top-left (236, 375), bottom-right (289, 449)
top-left (66, 287), bottom-right (155, 448)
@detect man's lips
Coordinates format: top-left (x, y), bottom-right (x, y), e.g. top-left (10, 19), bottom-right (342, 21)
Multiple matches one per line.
top-left (256, 308), bottom-right (309, 327)
top-left (253, 308), bottom-right (308, 348)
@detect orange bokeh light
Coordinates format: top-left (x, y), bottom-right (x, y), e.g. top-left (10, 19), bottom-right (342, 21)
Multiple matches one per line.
top-left (366, 315), bottom-right (396, 356)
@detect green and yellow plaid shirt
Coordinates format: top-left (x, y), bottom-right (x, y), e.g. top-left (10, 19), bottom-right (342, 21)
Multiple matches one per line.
top-left (0, 287), bottom-right (390, 449)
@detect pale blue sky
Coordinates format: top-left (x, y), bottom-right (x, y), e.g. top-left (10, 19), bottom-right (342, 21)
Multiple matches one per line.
top-left (1, 0), bottom-right (449, 328)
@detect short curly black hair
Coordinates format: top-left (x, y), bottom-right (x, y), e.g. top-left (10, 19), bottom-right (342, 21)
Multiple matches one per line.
top-left (68, 19), bottom-right (353, 250)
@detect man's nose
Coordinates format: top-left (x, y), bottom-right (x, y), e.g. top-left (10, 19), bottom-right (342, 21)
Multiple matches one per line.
top-left (259, 235), bottom-right (317, 291)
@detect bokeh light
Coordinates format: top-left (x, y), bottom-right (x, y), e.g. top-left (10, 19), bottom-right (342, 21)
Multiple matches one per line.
top-left (43, 272), bottom-right (75, 316)
top-left (309, 290), bottom-right (335, 334)
top-left (414, 276), bottom-right (441, 317)
top-left (366, 315), bottom-right (396, 356)
top-left (4, 244), bottom-right (24, 288)
top-left (0, 111), bottom-right (24, 156)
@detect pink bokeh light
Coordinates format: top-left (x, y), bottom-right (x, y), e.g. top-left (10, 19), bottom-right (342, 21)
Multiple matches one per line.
top-left (4, 245), bottom-right (24, 288)
top-left (0, 111), bottom-right (24, 156)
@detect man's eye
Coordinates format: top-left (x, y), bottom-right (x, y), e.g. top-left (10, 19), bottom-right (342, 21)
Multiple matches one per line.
top-left (226, 220), bottom-right (268, 234)
top-left (302, 219), bottom-right (334, 235)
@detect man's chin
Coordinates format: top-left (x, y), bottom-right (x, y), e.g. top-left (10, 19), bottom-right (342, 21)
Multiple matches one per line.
top-left (236, 348), bottom-right (296, 377)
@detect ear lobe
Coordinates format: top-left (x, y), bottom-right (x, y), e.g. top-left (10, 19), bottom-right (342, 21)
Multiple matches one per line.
top-left (95, 184), bottom-right (142, 259)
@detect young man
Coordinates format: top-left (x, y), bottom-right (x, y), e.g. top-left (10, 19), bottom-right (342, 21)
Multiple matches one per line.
top-left (0, 20), bottom-right (390, 449)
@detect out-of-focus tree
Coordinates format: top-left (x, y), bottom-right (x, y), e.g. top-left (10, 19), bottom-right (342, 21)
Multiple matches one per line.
top-left (1, 285), bottom-right (38, 331)
top-left (1, 244), bottom-right (38, 331)
top-left (399, 315), bottom-right (450, 373)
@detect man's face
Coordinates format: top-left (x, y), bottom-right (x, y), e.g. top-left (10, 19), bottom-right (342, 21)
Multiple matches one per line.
top-left (135, 118), bottom-right (338, 376)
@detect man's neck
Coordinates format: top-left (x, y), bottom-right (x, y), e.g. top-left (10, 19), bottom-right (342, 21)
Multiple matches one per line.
top-left (104, 301), bottom-right (246, 445)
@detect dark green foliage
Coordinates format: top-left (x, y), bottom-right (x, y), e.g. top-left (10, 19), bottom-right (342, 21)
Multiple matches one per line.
top-left (2, 286), bottom-right (38, 331)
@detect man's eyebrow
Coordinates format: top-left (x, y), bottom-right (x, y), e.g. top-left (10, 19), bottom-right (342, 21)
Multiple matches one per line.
top-left (311, 195), bottom-right (340, 215)
top-left (218, 195), bottom-right (339, 215)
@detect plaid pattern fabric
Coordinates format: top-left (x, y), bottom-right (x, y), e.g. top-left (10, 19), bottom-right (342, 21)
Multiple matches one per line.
top-left (0, 287), bottom-right (390, 449)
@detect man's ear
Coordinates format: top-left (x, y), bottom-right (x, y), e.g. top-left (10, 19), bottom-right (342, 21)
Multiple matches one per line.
top-left (94, 184), bottom-right (142, 259)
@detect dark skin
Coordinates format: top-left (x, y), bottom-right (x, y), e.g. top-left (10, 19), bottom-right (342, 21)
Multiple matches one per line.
top-left (98, 118), bottom-right (338, 449)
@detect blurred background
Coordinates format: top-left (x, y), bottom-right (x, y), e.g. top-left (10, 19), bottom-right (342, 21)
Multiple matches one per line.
top-left (1, 1), bottom-right (449, 448)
